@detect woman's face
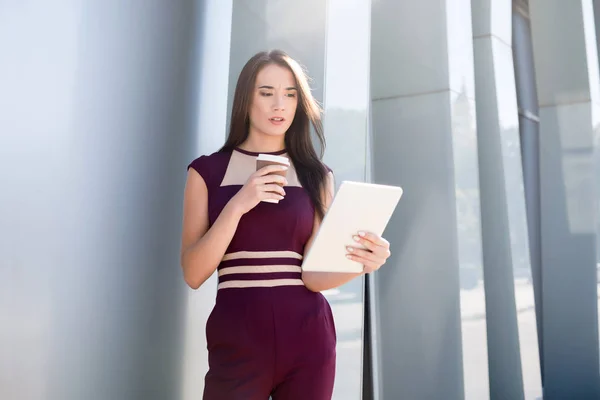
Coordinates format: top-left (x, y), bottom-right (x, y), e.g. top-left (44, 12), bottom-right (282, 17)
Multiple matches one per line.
top-left (248, 63), bottom-right (298, 138)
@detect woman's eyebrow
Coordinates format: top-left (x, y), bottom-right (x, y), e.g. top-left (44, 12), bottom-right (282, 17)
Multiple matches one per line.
top-left (257, 85), bottom-right (297, 90)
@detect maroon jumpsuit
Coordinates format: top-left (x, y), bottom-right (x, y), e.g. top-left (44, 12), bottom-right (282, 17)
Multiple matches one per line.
top-left (188, 147), bottom-right (337, 400)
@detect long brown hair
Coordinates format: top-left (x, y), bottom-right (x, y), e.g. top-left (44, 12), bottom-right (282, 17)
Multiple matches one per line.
top-left (221, 50), bottom-right (328, 218)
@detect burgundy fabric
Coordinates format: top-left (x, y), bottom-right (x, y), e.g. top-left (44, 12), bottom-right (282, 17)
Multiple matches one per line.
top-left (218, 272), bottom-right (301, 283)
top-left (187, 148), bottom-right (336, 400)
top-left (219, 258), bottom-right (303, 268)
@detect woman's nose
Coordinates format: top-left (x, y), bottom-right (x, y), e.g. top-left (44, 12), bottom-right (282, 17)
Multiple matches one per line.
top-left (273, 96), bottom-right (285, 111)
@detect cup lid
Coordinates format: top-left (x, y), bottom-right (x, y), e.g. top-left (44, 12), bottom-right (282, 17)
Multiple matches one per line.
top-left (256, 153), bottom-right (290, 165)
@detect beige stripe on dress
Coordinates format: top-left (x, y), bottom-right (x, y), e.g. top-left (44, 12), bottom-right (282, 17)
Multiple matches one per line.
top-left (218, 279), bottom-right (305, 290)
top-left (218, 265), bottom-right (302, 277)
top-left (222, 250), bottom-right (303, 261)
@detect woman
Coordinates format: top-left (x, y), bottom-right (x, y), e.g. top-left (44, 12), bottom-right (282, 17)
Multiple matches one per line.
top-left (180, 50), bottom-right (391, 400)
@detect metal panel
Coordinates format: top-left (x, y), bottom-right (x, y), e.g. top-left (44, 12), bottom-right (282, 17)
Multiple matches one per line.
top-left (472, 1), bottom-right (543, 397)
top-left (529, 1), bottom-right (600, 397)
top-left (0, 1), bottom-right (203, 399)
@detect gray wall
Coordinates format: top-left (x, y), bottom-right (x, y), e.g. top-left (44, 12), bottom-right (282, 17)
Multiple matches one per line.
top-left (179, 1), bottom-right (233, 399)
top-left (0, 1), bottom-right (201, 399)
top-left (471, 1), bottom-right (543, 399)
top-left (370, 0), bottom-right (486, 398)
top-left (529, 0), bottom-right (600, 398)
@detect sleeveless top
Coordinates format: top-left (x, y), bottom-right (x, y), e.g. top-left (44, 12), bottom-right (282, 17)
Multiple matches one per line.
top-left (188, 147), bottom-right (324, 291)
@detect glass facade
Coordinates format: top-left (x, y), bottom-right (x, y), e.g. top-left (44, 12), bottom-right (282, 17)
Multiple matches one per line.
top-left (2, 0), bottom-right (600, 399)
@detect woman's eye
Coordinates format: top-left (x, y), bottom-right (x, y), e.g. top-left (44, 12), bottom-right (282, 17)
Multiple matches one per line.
top-left (286, 93), bottom-right (296, 98)
top-left (260, 92), bottom-right (273, 97)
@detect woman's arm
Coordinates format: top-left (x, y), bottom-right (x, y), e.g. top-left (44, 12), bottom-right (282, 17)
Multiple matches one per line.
top-left (301, 172), bottom-right (364, 292)
top-left (180, 164), bottom-right (288, 289)
top-left (180, 169), bottom-right (244, 289)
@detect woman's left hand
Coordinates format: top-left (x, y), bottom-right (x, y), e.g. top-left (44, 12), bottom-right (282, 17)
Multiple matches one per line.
top-left (346, 231), bottom-right (391, 273)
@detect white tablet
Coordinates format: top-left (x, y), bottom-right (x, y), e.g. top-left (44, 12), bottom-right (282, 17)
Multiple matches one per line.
top-left (302, 181), bottom-right (403, 273)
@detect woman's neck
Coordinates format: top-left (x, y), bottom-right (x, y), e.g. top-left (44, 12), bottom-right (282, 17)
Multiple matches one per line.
top-left (240, 132), bottom-right (285, 153)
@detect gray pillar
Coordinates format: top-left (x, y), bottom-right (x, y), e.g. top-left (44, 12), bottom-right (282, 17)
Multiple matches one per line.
top-left (471, 0), bottom-right (543, 399)
top-left (0, 1), bottom-right (202, 399)
top-left (512, 4), bottom-right (545, 388)
top-left (322, 1), bottom-right (372, 398)
top-left (180, 1), bottom-right (233, 399)
top-left (529, 0), bottom-right (600, 397)
top-left (370, 1), bottom-right (486, 398)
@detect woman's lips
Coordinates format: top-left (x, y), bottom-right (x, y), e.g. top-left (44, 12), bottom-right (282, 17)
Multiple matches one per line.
top-left (269, 117), bottom-right (285, 126)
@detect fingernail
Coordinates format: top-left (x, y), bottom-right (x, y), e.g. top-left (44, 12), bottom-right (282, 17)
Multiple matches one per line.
top-left (347, 246), bottom-right (354, 252)
top-left (358, 231), bottom-right (366, 237)
top-left (346, 255), bottom-right (353, 259)
top-left (353, 235), bottom-right (360, 242)
top-left (280, 166), bottom-right (288, 170)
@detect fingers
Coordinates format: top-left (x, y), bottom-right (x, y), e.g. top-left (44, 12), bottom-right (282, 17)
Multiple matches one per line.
top-left (255, 173), bottom-right (288, 186)
top-left (263, 192), bottom-right (285, 201)
top-left (345, 250), bottom-right (382, 273)
top-left (346, 233), bottom-right (391, 274)
top-left (356, 231), bottom-right (390, 248)
top-left (352, 232), bottom-right (390, 258)
top-left (262, 184), bottom-right (286, 197)
top-left (255, 164), bottom-right (288, 176)
top-left (346, 246), bottom-right (386, 265)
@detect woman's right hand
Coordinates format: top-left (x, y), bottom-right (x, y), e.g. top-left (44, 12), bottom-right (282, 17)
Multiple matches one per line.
top-left (228, 164), bottom-right (288, 215)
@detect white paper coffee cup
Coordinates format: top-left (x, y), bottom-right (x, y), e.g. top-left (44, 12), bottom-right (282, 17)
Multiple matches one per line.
top-left (256, 154), bottom-right (290, 203)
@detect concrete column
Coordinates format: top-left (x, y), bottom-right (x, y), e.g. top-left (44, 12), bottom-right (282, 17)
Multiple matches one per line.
top-left (0, 1), bottom-right (202, 399)
top-left (180, 1), bottom-right (233, 399)
top-left (321, 1), bottom-right (372, 396)
top-left (370, 1), bottom-right (486, 398)
top-left (529, 0), bottom-right (600, 397)
top-left (471, 0), bottom-right (543, 399)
